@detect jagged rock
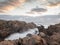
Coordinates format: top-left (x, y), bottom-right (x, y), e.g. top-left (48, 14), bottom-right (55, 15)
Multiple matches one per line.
top-left (26, 33), bottom-right (32, 37)
top-left (0, 20), bottom-right (60, 45)
top-left (0, 35), bottom-right (47, 45)
top-left (0, 40), bottom-right (18, 45)
top-left (26, 22), bottom-right (37, 29)
top-left (0, 20), bottom-right (37, 41)
top-left (47, 23), bottom-right (60, 36)
top-left (48, 33), bottom-right (60, 45)
top-left (37, 25), bottom-right (45, 32)
top-left (37, 25), bottom-right (47, 36)
top-left (19, 35), bottom-right (47, 45)
top-left (37, 23), bottom-right (60, 45)
top-left (7, 21), bottom-right (27, 33)
top-left (39, 32), bottom-right (46, 37)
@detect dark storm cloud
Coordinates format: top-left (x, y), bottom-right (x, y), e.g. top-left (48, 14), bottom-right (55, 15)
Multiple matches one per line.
top-left (26, 7), bottom-right (47, 14)
top-left (31, 7), bottom-right (47, 13)
top-left (26, 0), bottom-right (36, 2)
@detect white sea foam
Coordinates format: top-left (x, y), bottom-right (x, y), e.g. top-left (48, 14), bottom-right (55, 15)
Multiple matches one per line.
top-left (5, 28), bottom-right (39, 40)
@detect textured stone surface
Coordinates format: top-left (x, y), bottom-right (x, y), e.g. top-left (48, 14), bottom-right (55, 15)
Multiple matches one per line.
top-left (0, 20), bottom-right (37, 41)
top-left (0, 20), bottom-right (60, 45)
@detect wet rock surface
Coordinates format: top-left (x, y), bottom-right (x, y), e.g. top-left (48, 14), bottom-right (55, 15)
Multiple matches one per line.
top-left (0, 20), bottom-right (37, 41)
top-left (0, 40), bottom-right (18, 45)
top-left (37, 23), bottom-right (60, 45)
top-left (0, 20), bottom-right (60, 45)
top-left (0, 35), bottom-right (47, 45)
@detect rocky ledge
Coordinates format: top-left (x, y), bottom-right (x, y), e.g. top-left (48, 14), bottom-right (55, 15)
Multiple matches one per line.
top-left (0, 20), bottom-right (60, 45)
top-left (0, 20), bottom-right (37, 41)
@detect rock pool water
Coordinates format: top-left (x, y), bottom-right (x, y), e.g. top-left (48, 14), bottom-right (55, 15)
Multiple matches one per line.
top-left (5, 28), bottom-right (39, 40)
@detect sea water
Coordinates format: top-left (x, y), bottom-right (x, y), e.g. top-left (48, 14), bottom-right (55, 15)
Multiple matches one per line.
top-left (5, 28), bottom-right (39, 40)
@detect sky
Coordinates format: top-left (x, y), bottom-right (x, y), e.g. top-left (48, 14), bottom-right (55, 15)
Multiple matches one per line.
top-left (0, 0), bottom-right (60, 16)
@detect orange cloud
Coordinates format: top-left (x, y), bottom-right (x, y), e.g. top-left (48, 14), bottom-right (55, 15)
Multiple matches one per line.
top-left (47, 2), bottom-right (60, 7)
top-left (0, 0), bottom-right (26, 13)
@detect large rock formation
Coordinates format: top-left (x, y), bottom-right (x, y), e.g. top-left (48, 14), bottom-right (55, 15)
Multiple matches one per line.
top-left (37, 23), bottom-right (60, 45)
top-left (0, 20), bottom-right (37, 41)
top-left (0, 35), bottom-right (47, 45)
top-left (46, 23), bottom-right (60, 36)
top-left (48, 33), bottom-right (60, 45)
top-left (0, 40), bottom-right (18, 45)
top-left (0, 20), bottom-right (60, 45)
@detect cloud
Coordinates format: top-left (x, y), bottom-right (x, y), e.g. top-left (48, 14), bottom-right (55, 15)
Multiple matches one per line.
top-left (0, 0), bottom-right (26, 13)
top-left (47, 0), bottom-right (60, 7)
top-left (48, 3), bottom-right (60, 7)
top-left (26, 0), bottom-right (36, 3)
top-left (31, 7), bottom-right (47, 13)
top-left (26, 7), bottom-right (47, 14)
top-left (26, 0), bottom-right (33, 2)
top-left (26, 0), bottom-right (60, 7)
top-left (31, 8), bottom-right (47, 12)
top-left (37, 0), bottom-right (60, 7)
top-left (0, 0), bottom-right (60, 13)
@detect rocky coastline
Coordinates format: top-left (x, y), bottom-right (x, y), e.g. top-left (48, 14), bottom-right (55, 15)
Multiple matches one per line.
top-left (0, 20), bottom-right (60, 45)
